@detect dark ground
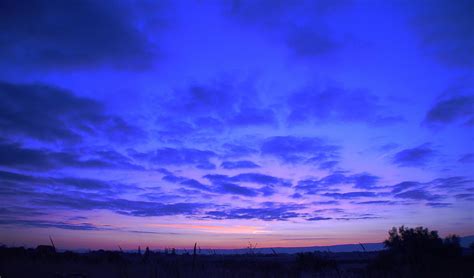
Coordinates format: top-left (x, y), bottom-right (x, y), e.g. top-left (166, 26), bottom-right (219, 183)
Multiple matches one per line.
top-left (0, 246), bottom-right (473, 278)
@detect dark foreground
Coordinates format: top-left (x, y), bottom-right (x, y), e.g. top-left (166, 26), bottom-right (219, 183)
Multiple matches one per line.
top-left (1, 246), bottom-right (473, 278)
top-left (2, 227), bottom-right (474, 277)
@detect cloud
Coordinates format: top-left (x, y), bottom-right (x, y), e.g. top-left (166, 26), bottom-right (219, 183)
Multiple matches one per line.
top-left (205, 203), bottom-right (305, 221)
top-left (0, 0), bottom-right (163, 69)
top-left (133, 147), bottom-right (216, 169)
top-left (307, 216), bottom-right (332, 221)
top-left (391, 143), bottom-right (435, 167)
top-left (424, 94), bottom-right (474, 126)
top-left (353, 200), bottom-right (396, 205)
top-left (222, 143), bottom-right (259, 158)
top-left (156, 119), bottom-right (196, 139)
top-left (391, 181), bottom-right (422, 194)
top-left (201, 172), bottom-right (290, 197)
top-left (335, 214), bottom-right (380, 221)
top-left (409, 0), bottom-right (474, 68)
top-left (28, 190), bottom-right (209, 217)
top-left (323, 191), bottom-right (378, 199)
top-left (295, 172), bottom-right (380, 194)
top-left (0, 140), bottom-right (143, 171)
top-left (378, 143), bottom-right (400, 152)
top-left (213, 182), bottom-right (259, 197)
top-left (350, 173), bottom-right (380, 189)
top-left (318, 160), bottom-right (339, 170)
top-left (0, 206), bottom-right (47, 217)
top-left (426, 202), bottom-right (452, 208)
top-left (394, 189), bottom-right (441, 201)
top-left (160, 79), bottom-right (276, 129)
top-left (204, 172), bottom-right (291, 187)
top-left (455, 193), bottom-right (474, 200)
top-left (161, 173), bottom-right (213, 192)
top-left (0, 81), bottom-right (144, 143)
top-left (220, 160), bottom-right (260, 169)
top-left (0, 170), bottom-right (139, 197)
top-left (226, 0), bottom-right (348, 57)
top-left (261, 136), bottom-right (339, 164)
top-left (0, 219), bottom-right (101, 231)
top-left (459, 153), bottom-right (474, 163)
top-left (429, 176), bottom-right (473, 189)
top-left (180, 179), bottom-right (213, 192)
top-left (226, 107), bottom-right (277, 127)
top-left (231, 173), bottom-right (291, 186)
top-left (162, 172), bottom-right (275, 196)
top-left (287, 86), bottom-right (402, 125)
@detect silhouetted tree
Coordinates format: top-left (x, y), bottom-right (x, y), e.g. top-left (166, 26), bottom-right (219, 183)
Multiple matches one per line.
top-left (370, 226), bottom-right (468, 277)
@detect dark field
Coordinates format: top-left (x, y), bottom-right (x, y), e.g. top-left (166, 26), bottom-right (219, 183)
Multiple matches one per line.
top-left (1, 245), bottom-right (473, 278)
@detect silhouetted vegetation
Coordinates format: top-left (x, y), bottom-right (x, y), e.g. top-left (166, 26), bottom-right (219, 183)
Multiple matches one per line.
top-left (369, 226), bottom-right (473, 277)
top-left (0, 226), bottom-right (473, 277)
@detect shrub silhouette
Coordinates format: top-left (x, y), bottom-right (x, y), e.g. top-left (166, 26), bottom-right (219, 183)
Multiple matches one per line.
top-left (370, 226), bottom-right (467, 277)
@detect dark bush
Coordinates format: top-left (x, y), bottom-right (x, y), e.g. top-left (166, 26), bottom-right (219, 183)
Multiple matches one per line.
top-left (369, 226), bottom-right (470, 277)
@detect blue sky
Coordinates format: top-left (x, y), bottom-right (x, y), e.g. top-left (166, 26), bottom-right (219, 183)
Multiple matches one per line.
top-left (0, 0), bottom-right (473, 249)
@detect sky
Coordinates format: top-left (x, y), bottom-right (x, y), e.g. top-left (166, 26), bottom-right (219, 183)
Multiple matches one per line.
top-left (0, 0), bottom-right (473, 250)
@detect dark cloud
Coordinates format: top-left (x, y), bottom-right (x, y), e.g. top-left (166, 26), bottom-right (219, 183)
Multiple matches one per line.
top-left (205, 203), bottom-right (305, 221)
top-left (394, 189), bottom-right (441, 201)
top-left (213, 182), bottom-right (259, 197)
top-left (222, 143), bottom-right (259, 158)
top-left (161, 173), bottom-right (214, 192)
top-left (0, 0), bottom-right (163, 69)
top-left (391, 143), bottom-right (435, 167)
top-left (426, 202), bottom-right (452, 208)
top-left (29, 190), bottom-right (208, 217)
top-left (409, 0), bottom-right (474, 68)
top-left (133, 147), bottom-right (216, 169)
top-left (307, 216), bottom-right (332, 221)
top-left (162, 174), bottom-right (186, 183)
top-left (231, 173), bottom-right (291, 186)
top-left (201, 172), bottom-right (291, 197)
top-left (0, 81), bottom-right (144, 143)
top-left (429, 176), bottom-right (473, 189)
top-left (353, 200), bottom-right (396, 205)
top-left (220, 160), bottom-right (260, 169)
top-left (335, 214), bottom-right (380, 221)
top-left (161, 79), bottom-right (276, 129)
top-left (454, 193), bottom-right (474, 200)
top-left (391, 181), bottom-right (422, 193)
top-left (424, 94), bottom-right (474, 126)
top-left (227, 107), bottom-right (277, 127)
top-left (296, 174), bottom-right (345, 195)
top-left (162, 172), bottom-right (273, 196)
top-left (204, 172), bottom-right (291, 187)
top-left (226, 0), bottom-right (349, 57)
top-left (287, 86), bottom-right (402, 125)
top-left (318, 160), bottom-right (339, 170)
top-left (389, 177), bottom-right (472, 202)
top-left (0, 140), bottom-right (142, 171)
top-left (180, 179), bottom-right (213, 192)
top-left (459, 153), bottom-right (474, 163)
top-left (313, 208), bottom-right (344, 214)
top-left (290, 193), bottom-right (303, 199)
top-left (193, 117), bottom-right (225, 133)
top-left (0, 219), bottom-right (101, 231)
top-left (296, 172), bottom-right (380, 194)
top-left (350, 173), bottom-right (380, 189)
top-left (156, 119), bottom-right (196, 139)
top-left (323, 191), bottom-right (378, 199)
top-left (0, 206), bottom-right (47, 217)
top-left (261, 136), bottom-right (339, 164)
top-left (312, 200), bottom-right (339, 205)
top-left (0, 170), bottom-right (139, 197)
top-left (378, 143), bottom-right (400, 152)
